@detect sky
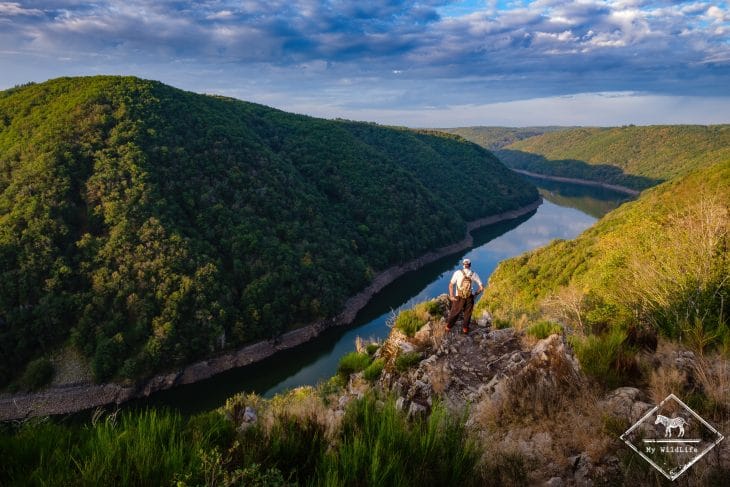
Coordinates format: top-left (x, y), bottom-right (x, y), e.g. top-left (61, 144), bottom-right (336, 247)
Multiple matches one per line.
top-left (1, 0), bottom-right (729, 126)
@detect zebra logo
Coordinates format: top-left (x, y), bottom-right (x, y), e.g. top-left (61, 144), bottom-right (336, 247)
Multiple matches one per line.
top-left (654, 414), bottom-right (689, 438)
top-left (620, 393), bottom-right (724, 481)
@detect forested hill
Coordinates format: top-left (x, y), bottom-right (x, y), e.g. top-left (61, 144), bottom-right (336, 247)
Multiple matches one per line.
top-left (436, 126), bottom-right (570, 150)
top-left (477, 160), bottom-right (729, 377)
top-left (0, 76), bottom-right (537, 387)
top-left (495, 125), bottom-right (730, 190)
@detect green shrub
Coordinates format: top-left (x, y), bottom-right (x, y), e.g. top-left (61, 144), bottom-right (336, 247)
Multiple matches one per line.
top-left (495, 318), bottom-right (512, 330)
top-left (337, 352), bottom-right (371, 378)
top-left (424, 299), bottom-right (444, 318)
top-left (362, 358), bottom-right (385, 382)
top-left (395, 351), bottom-right (422, 372)
top-left (570, 328), bottom-right (637, 389)
top-left (20, 357), bottom-right (54, 390)
top-left (394, 309), bottom-right (427, 337)
top-left (526, 321), bottom-right (562, 340)
top-left (366, 343), bottom-right (380, 355)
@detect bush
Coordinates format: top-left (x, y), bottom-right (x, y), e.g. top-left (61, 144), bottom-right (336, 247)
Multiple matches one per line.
top-left (395, 351), bottom-right (422, 372)
top-left (337, 352), bottom-right (371, 378)
top-left (394, 309), bottom-right (427, 337)
top-left (526, 321), bottom-right (562, 340)
top-left (20, 357), bottom-right (54, 390)
top-left (365, 343), bottom-right (380, 355)
top-left (494, 318), bottom-right (512, 330)
top-left (570, 328), bottom-right (637, 389)
top-left (424, 299), bottom-right (444, 318)
top-left (362, 359), bottom-right (385, 382)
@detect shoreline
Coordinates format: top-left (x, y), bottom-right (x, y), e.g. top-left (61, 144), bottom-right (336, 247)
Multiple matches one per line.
top-left (0, 197), bottom-right (542, 421)
top-left (512, 169), bottom-right (641, 196)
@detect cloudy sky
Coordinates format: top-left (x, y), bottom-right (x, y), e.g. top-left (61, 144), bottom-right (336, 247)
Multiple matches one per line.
top-left (1, 0), bottom-right (729, 126)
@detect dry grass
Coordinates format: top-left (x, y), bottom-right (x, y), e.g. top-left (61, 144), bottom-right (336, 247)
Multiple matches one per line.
top-left (648, 366), bottom-right (687, 405)
top-left (426, 362), bottom-right (451, 395)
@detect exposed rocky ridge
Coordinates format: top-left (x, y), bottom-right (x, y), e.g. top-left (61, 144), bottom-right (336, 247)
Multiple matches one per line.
top-left (329, 296), bottom-right (729, 485)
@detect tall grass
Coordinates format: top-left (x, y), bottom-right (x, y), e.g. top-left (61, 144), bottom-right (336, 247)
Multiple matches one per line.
top-left (317, 394), bottom-right (481, 486)
top-left (570, 328), bottom-right (637, 389)
top-left (0, 409), bottom-right (232, 486)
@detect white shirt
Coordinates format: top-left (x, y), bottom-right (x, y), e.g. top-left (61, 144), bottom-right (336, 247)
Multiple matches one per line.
top-left (450, 267), bottom-right (483, 291)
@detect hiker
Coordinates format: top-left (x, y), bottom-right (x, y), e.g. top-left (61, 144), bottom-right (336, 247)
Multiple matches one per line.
top-left (446, 258), bottom-right (483, 333)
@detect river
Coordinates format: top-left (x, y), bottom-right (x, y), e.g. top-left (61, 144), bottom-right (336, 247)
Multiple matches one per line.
top-left (136, 178), bottom-right (631, 414)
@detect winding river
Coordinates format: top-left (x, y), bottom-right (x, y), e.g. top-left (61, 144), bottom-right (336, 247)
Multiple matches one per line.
top-left (135, 177), bottom-right (631, 414)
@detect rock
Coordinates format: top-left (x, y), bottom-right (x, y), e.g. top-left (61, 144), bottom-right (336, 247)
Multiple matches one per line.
top-left (413, 323), bottom-right (432, 343)
top-left (338, 395), bottom-right (350, 410)
top-left (602, 387), bottom-right (642, 419)
top-left (395, 396), bottom-right (406, 411)
top-left (243, 406), bottom-right (257, 423)
top-left (545, 477), bottom-right (564, 487)
top-left (408, 402), bottom-right (427, 418)
top-left (476, 311), bottom-right (492, 328)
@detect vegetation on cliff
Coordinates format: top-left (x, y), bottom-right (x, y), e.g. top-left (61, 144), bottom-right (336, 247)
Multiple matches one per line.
top-left (477, 161), bottom-right (730, 384)
top-left (495, 125), bottom-right (730, 190)
top-left (0, 76), bottom-right (538, 387)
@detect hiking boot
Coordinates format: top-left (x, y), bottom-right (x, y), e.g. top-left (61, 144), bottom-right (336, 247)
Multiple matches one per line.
top-left (462, 327), bottom-right (469, 334)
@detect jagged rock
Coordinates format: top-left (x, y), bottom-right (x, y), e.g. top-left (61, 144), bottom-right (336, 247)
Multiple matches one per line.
top-left (413, 322), bottom-right (432, 343)
top-left (476, 311), bottom-right (492, 328)
top-left (602, 387), bottom-right (643, 419)
top-left (338, 395), bottom-right (350, 410)
top-left (408, 402), bottom-right (427, 418)
top-left (243, 406), bottom-right (257, 423)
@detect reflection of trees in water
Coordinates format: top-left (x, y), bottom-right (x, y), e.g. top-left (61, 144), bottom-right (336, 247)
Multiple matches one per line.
top-left (532, 178), bottom-right (632, 218)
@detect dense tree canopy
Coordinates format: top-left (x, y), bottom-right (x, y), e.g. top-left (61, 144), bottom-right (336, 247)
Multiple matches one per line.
top-left (0, 76), bottom-right (537, 385)
top-left (493, 125), bottom-right (730, 190)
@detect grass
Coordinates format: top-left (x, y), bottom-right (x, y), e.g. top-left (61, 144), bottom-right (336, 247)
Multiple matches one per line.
top-left (337, 351), bottom-right (372, 378)
top-left (570, 328), bottom-right (637, 389)
top-left (394, 309), bottom-right (427, 337)
top-left (0, 408), bottom-right (232, 486)
top-left (395, 351), bottom-right (423, 372)
top-left (363, 358), bottom-right (385, 382)
top-left (0, 391), bottom-right (485, 486)
top-left (525, 320), bottom-right (562, 340)
top-left (317, 394), bottom-right (482, 486)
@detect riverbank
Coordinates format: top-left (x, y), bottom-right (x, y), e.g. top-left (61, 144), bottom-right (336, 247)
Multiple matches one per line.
top-left (0, 198), bottom-right (543, 421)
top-left (512, 169), bottom-right (641, 196)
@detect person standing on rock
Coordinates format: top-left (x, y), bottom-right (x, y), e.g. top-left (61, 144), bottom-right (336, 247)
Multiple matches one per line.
top-left (446, 258), bottom-right (483, 334)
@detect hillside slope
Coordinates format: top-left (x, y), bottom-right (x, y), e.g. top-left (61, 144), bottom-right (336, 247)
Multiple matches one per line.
top-left (477, 161), bottom-right (729, 355)
top-left (496, 125), bottom-right (730, 190)
top-left (0, 76), bottom-right (537, 387)
top-left (436, 126), bottom-right (570, 150)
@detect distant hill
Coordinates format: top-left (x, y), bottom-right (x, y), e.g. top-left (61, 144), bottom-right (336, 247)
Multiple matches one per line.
top-left (436, 126), bottom-right (571, 150)
top-left (477, 160), bottom-right (729, 354)
top-left (0, 76), bottom-right (537, 386)
top-left (496, 125), bottom-right (730, 191)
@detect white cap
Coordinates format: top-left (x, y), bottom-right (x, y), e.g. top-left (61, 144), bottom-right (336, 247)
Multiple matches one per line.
top-left (463, 258), bottom-right (471, 265)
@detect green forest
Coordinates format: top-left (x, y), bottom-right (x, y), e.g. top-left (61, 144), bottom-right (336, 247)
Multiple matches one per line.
top-left (437, 126), bottom-right (571, 150)
top-left (492, 125), bottom-right (730, 190)
top-left (0, 76), bottom-right (538, 388)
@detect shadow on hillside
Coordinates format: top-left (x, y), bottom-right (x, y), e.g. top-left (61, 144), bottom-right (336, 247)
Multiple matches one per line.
top-left (495, 149), bottom-right (662, 191)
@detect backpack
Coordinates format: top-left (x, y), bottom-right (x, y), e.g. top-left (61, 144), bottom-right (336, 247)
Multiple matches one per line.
top-left (457, 269), bottom-right (473, 298)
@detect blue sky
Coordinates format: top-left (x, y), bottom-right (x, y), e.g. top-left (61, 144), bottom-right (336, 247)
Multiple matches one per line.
top-left (1, 0), bottom-right (729, 126)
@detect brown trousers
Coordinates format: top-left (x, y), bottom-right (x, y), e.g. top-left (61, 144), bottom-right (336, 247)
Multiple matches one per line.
top-left (446, 294), bottom-right (474, 329)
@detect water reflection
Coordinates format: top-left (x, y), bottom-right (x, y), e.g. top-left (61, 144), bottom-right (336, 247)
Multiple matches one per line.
top-left (133, 181), bottom-right (628, 414)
